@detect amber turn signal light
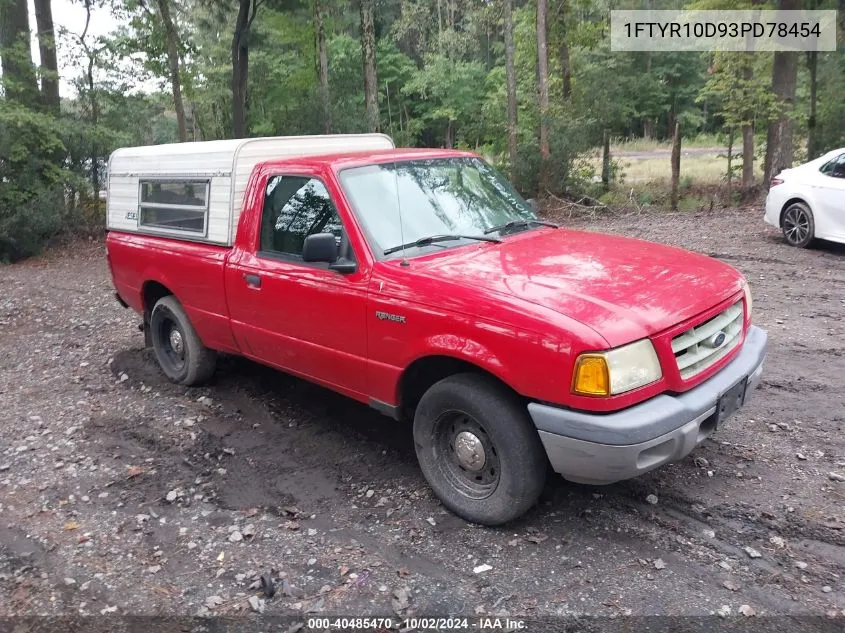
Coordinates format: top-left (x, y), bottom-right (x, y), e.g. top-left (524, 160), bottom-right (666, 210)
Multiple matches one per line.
top-left (572, 354), bottom-right (610, 396)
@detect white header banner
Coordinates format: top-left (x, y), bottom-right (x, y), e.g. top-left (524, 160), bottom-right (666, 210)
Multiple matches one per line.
top-left (611, 10), bottom-right (838, 52)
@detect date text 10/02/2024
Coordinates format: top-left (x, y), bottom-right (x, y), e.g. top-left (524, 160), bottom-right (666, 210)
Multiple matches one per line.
top-left (306, 617), bottom-right (528, 630)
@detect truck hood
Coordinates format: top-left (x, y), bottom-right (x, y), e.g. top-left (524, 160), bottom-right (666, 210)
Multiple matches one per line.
top-left (411, 228), bottom-right (744, 347)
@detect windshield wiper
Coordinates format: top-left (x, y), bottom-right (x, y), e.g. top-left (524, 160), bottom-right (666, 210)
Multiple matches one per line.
top-left (383, 234), bottom-right (502, 256)
top-left (482, 219), bottom-right (560, 235)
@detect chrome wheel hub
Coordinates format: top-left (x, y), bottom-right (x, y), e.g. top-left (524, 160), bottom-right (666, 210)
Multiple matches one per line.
top-left (169, 329), bottom-right (184, 356)
top-left (454, 431), bottom-right (486, 471)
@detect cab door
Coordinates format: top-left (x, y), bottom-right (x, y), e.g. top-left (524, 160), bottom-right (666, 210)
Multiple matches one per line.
top-left (225, 171), bottom-right (371, 399)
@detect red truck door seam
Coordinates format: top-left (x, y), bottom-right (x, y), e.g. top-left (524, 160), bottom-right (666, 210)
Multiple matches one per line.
top-left (220, 247), bottom-right (244, 354)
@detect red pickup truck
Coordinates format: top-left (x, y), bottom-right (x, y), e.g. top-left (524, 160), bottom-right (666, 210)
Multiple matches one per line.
top-left (106, 137), bottom-right (768, 525)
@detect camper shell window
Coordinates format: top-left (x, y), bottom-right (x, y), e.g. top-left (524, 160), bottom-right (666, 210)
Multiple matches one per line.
top-left (138, 180), bottom-right (210, 235)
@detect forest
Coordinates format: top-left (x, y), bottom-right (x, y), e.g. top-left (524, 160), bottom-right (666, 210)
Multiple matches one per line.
top-left (1, 0), bottom-right (843, 261)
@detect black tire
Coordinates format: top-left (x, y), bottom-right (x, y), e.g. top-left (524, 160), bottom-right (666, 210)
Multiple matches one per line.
top-left (149, 295), bottom-right (217, 386)
top-left (781, 201), bottom-right (815, 248)
top-left (413, 373), bottom-right (547, 526)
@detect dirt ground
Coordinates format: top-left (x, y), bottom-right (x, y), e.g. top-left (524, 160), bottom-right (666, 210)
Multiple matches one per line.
top-left (0, 208), bottom-right (843, 628)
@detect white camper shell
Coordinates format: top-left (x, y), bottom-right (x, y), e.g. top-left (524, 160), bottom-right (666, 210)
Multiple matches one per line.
top-left (106, 134), bottom-right (395, 245)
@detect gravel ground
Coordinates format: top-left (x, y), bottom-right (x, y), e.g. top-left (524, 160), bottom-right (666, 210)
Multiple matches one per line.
top-left (0, 210), bottom-right (843, 628)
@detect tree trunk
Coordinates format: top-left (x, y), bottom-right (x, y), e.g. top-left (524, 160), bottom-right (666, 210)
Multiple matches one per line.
top-left (536, 0), bottom-right (550, 186)
top-left (75, 0), bottom-right (100, 197)
top-left (740, 60), bottom-right (754, 192)
top-left (670, 121), bottom-right (681, 211)
top-left (806, 50), bottom-right (819, 160)
top-left (560, 43), bottom-right (571, 100)
top-left (232, 0), bottom-right (258, 139)
top-left (193, 102), bottom-right (206, 141)
top-left (87, 53), bottom-right (99, 197)
top-left (726, 129), bottom-right (734, 204)
top-left (764, 0), bottom-right (800, 185)
top-left (558, 0), bottom-right (571, 100)
top-left (741, 122), bottom-right (754, 192)
top-left (504, 0), bottom-right (518, 179)
top-left (315, 0), bottom-right (331, 134)
top-left (0, 0), bottom-right (39, 106)
top-left (360, 0), bottom-right (379, 132)
top-left (764, 49), bottom-right (798, 183)
top-left (33, 0), bottom-right (60, 113)
top-left (436, 0), bottom-right (443, 52)
top-left (155, 0), bottom-right (187, 142)
top-left (601, 129), bottom-right (610, 190)
top-left (667, 106), bottom-right (676, 143)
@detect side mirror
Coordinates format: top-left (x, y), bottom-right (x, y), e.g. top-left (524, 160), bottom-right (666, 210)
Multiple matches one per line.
top-left (527, 198), bottom-right (538, 213)
top-left (302, 233), bottom-right (338, 263)
top-left (302, 232), bottom-right (357, 274)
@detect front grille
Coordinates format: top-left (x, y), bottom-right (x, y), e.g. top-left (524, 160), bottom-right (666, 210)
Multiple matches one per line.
top-left (671, 301), bottom-right (743, 380)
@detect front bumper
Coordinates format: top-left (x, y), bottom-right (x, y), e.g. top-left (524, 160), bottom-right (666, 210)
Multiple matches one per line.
top-left (528, 326), bottom-right (768, 485)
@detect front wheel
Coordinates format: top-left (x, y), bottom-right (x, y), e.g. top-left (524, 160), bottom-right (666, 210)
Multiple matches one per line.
top-left (781, 202), bottom-right (815, 248)
top-left (149, 295), bottom-right (217, 386)
top-left (413, 373), bottom-right (547, 526)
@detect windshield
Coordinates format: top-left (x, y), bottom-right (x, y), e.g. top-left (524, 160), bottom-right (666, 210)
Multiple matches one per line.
top-left (338, 157), bottom-right (536, 259)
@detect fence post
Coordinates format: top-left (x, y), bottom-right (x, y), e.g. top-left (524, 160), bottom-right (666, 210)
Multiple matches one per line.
top-left (670, 121), bottom-right (681, 211)
top-left (601, 129), bottom-right (611, 190)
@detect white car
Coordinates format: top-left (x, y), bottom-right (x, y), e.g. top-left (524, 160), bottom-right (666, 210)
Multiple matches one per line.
top-left (764, 149), bottom-right (845, 248)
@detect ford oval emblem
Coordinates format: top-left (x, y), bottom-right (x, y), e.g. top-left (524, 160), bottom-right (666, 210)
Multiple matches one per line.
top-left (705, 331), bottom-right (727, 348)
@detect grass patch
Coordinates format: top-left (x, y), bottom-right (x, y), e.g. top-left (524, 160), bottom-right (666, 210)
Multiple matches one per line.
top-left (587, 149), bottom-right (763, 187)
top-left (605, 133), bottom-right (725, 153)
top-left (594, 179), bottom-right (756, 212)
top-left (616, 152), bottom-right (761, 185)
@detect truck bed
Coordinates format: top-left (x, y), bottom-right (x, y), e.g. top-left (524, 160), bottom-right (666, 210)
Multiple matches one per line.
top-left (106, 231), bottom-right (240, 354)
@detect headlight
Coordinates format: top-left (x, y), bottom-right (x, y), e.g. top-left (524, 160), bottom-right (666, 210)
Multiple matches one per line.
top-left (572, 339), bottom-right (662, 396)
top-left (742, 281), bottom-right (753, 319)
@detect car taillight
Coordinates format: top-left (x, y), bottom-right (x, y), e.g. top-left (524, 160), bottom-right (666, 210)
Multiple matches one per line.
top-left (770, 177), bottom-right (784, 187)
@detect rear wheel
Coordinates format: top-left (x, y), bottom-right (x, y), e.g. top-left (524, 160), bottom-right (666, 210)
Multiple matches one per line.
top-left (781, 202), bottom-right (815, 248)
top-left (150, 295), bottom-right (217, 385)
top-left (413, 373), bottom-right (547, 526)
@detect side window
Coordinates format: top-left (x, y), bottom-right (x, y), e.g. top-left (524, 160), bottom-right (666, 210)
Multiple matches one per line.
top-left (833, 155), bottom-right (845, 178)
top-left (138, 180), bottom-right (209, 234)
top-left (820, 154), bottom-right (845, 178)
top-left (259, 176), bottom-right (344, 258)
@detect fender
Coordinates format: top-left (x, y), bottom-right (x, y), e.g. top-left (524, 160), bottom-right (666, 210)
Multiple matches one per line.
top-left (777, 187), bottom-right (816, 223)
top-left (394, 329), bottom-right (552, 408)
top-left (139, 267), bottom-right (177, 311)
top-left (406, 335), bottom-right (512, 385)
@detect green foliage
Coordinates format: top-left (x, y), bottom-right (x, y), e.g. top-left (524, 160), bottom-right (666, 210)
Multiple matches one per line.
top-left (403, 54), bottom-right (486, 146)
top-left (0, 101), bottom-right (66, 261)
top-left (814, 51), bottom-right (845, 153)
top-left (696, 52), bottom-right (776, 134)
top-left (3, 0), bottom-right (845, 263)
top-left (512, 114), bottom-right (598, 197)
top-left (377, 38), bottom-right (417, 145)
top-left (0, 29), bottom-right (177, 260)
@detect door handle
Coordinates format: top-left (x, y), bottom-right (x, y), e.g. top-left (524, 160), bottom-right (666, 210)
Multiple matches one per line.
top-left (243, 273), bottom-right (261, 288)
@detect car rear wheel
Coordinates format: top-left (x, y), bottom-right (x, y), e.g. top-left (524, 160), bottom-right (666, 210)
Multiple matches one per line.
top-left (413, 373), bottom-right (547, 526)
top-left (150, 295), bottom-right (217, 385)
top-left (781, 202), bottom-right (815, 248)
